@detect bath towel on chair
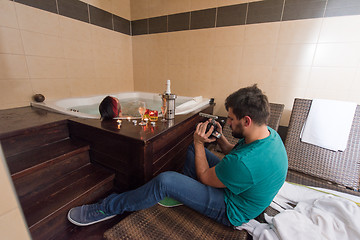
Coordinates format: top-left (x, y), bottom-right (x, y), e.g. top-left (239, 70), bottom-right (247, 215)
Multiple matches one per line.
top-left (300, 99), bottom-right (357, 151)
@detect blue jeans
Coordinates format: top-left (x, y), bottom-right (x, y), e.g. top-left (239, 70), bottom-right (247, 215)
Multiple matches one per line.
top-left (99, 144), bottom-right (232, 226)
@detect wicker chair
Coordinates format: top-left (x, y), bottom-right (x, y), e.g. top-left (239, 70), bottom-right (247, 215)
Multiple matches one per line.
top-left (209, 102), bottom-right (285, 159)
top-left (285, 98), bottom-right (360, 196)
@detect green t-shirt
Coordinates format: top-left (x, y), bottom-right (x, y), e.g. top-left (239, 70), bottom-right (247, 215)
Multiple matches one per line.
top-left (215, 127), bottom-right (288, 226)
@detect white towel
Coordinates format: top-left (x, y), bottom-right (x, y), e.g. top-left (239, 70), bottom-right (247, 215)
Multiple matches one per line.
top-left (237, 182), bottom-right (360, 240)
top-left (301, 99), bottom-right (357, 151)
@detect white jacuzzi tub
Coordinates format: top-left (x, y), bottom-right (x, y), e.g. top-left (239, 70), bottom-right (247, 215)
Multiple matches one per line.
top-left (31, 92), bottom-right (210, 119)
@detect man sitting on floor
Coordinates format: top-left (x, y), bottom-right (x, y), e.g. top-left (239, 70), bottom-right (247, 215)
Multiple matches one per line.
top-left (67, 84), bottom-right (288, 228)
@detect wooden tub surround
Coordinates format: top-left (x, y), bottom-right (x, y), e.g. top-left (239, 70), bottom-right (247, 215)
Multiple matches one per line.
top-left (0, 103), bottom-right (214, 240)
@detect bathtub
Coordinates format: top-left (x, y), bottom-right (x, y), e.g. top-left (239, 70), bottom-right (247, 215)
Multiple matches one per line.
top-left (31, 92), bottom-right (211, 119)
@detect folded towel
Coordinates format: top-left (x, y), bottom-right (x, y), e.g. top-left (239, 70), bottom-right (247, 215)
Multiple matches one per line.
top-left (301, 99), bottom-right (357, 151)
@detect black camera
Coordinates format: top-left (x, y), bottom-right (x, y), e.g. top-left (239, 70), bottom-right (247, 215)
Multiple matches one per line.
top-left (199, 113), bottom-right (222, 139)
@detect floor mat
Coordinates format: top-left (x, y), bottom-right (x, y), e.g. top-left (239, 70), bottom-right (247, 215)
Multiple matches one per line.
top-left (104, 204), bottom-right (249, 240)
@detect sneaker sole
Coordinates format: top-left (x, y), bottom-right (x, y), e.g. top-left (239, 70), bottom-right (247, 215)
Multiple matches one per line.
top-left (67, 209), bottom-right (116, 227)
top-left (157, 202), bottom-right (183, 208)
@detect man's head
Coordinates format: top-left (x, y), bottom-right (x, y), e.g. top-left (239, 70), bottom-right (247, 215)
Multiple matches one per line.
top-left (99, 96), bottom-right (121, 120)
top-left (225, 84), bottom-right (270, 138)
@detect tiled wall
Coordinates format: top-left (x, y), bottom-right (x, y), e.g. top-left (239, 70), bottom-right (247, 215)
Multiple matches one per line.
top-left (0, 0), bottom-right (133, 110)
top-left (0, 145), bottom-right (31, 239)
top-left (130, 0), bottom-right (360, 125)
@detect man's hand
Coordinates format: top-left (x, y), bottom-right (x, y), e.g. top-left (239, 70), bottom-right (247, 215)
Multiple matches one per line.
top-left (194, 120), bottom-right (217, 145)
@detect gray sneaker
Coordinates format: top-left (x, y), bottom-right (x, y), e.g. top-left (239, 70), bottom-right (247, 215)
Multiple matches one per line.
top-left (67, 203), bottom-right (116, 226)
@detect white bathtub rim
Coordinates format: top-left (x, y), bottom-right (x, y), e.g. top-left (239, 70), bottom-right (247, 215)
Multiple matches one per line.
top-left (31, 92), bottom-right (209, 119)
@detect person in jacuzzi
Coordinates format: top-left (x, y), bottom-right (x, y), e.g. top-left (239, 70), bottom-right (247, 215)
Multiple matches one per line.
top-left (99, 96), bottom-right (122, 120)
top-left (67, 85), bottom-right (288, 228)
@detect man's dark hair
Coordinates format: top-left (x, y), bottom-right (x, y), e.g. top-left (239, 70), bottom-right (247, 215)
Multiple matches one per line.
top-left (99, 96), bottom-right (119, 120)
top-left (225, 84), bottom-right (270, 125)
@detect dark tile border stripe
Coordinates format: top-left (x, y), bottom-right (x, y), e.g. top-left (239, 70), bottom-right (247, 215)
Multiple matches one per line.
top-left (216, 4), bottom-right (247, 27)
top-left (11, 0), bottom-right (360, 37)
top-left (14, 0), bottom-right (58, 14)
top-left (190, 8), bottom-right (216, 30)
top-left (89, 5), bottom-right (113, 30)
top-left (58, 0), bottom-right (89, 24)
top-left (168, 12), bottom-right (190, 32)
top-left (149, 16), bottom-right (167, 34)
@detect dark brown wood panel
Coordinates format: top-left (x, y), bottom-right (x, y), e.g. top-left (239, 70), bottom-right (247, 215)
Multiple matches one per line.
top-left (1, 122), bottom-right (69, 158)
top-left (7, 138), bottom-right (89, 177)
top-left (30, 177), bottom-right (115, 240)
top-left (24, 166), bottom-right (114, 227)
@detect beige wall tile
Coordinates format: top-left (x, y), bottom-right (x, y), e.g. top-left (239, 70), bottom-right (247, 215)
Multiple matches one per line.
top-left (191, 0), bottom-right (217, 11)
top-left (270, 66), bottom-right (311, 88)
top-left (165, 0), bottom-right (191, 15)
top-left (0, 54), bottom-right (29, 79)
top-left (0, 208), bottom-right (30, 240)
top-left (242, 44), bottom-right (276, 66)
top-left (62, 39), bottom-right (93, 60)
top-left (147, 33), bottom-right (168, 49)
top-left (112, 0), bottom-right (131, 19)
top-left (319, 15), bottom-right (360, 43)
top-left (148, 0), bottom-right (167, 18)
top-left (213, 46), bottom-right (243, 67)
top-left (15, 3), bottom-right (60, 36)
top-left (94, 60), bottom-right (119, 79)
top-left (245, 22), bottom-right (280, 45)
top-left (92, 44), bottom-right (117, 62)
top-left (0, 153), bottom-right (18, 216)
top-left (82, 0), bottom-right (130, 19)
top-left (217, 0), bottom-right (259, 7)
top-left (26, 56), bottom-right (67, 79)
top-left (66, 59), bottom-right (96, 79)
top-left (131, 0), bottom-right (149, 20)
top-left (114, 46), bottom-right (133, 65)
top-left (313, 43), bottom-right (360, 67)
top-left (31, 78), bottom-right (71, 100)
top-left (188, 65), bottom-right (213, 97)
top-left (189, 29), bottom-right (215, 48)
top-left (167, 31), bottom-right (191, 49)
top-left (133, 64), bottom-right (150, 91)
top-left (90, 0), bottom-right (112, 12)
top-left (0, 27), bottom-right (24, 54)
top-left (69, 77), bottom-right (102, 97)
top-left (189, 47), bottom-right (213, 66)
top-left (60, 16), bottom-right (92, 42)
top-left (275, 44), bottom-right (316, 66)
top-left (278, 19), bottom-right (322, 44)
top-left (21, 31), bottom-right (64, 58)
top-left (92, 26), bottom-right (122, 47)
top-left (168, 48), bottom-right (189, 65)
top-left (117, 64), bottom-right (134, 91)
top-left (147, 64), bottom-right (167, 93)
top-left (238, 65), bottom-right (273, 89)
top-left (307, 67), bottom-right (356, 92)
top-left (214, 26), bottom-right (245, 47)
top-left (0, 79), bottom-right (33, 106)
top-left (0, 0), bottom-right (18, 28)
top-left (149, 47), bottom-right (168, 66)
top-left (167, 64), bottom-right (189, 96)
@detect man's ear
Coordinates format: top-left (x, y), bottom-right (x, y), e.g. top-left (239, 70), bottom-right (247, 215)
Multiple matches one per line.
top-left (243, 116), bottom-right (252, 127)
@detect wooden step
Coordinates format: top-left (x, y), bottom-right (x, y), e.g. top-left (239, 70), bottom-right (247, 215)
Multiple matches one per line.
top-left (7, 138), bottom-right (89, 178)
top-left (22, 163), bottom-right (115, 240)
top-left (1, 120), bottom-right (69, 158)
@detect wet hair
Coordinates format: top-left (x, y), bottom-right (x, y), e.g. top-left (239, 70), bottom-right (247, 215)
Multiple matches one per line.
top-left (225, 84), bottom-right (270, 125)
top-left (99, 96), bottom-right (121, 120)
